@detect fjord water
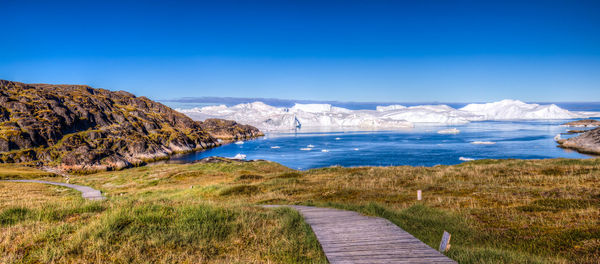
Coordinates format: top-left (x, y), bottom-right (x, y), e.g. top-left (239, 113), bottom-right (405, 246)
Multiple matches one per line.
top-left (171, 119), bottom-right (596, 170)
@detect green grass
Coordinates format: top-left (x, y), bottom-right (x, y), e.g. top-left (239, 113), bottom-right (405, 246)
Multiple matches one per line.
top-left (2, 158), bottom-right (600, 263)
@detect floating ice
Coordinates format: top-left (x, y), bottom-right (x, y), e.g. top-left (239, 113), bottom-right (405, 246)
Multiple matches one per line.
top-left (460, 100), bottom-right (583, 120)
top-left (177, 99), bottom-right (593, 131)
top-left (554, 134), bottom-right (561, 141)
top-left (230, 154), bottom-right (246, 160)
top-left (270, 146), bottom-right (281, 149)
top-left (471, 141), bottom-right (496, 145)
top-left (459, 157), bottom-right (475, 161)
top-left (438, 128), bottom-right (460, 134)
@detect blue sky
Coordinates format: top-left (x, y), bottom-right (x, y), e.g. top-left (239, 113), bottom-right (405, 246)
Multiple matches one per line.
top-left (1, 0), bottom-right (599, 102)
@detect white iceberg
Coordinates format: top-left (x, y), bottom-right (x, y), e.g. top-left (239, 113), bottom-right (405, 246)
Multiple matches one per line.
top-left (554, 134), bottom-right (561, 141)
top-left (471, 141), bottom-right (496, 145)
top-left (438, 128), bottom-right (460, 134)
top-left (230, 154), bottom-right (246, 160)
top-left (460, 100), bottom-right (583, 120)
top-left (177, 99), bottom-right (593, 131)
top-left (376, 105), bottom-right (406, 111)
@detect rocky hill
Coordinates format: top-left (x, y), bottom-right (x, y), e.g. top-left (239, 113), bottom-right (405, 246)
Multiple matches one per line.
top-left (557, 127), bottom-right (600, 155)
top-left (0, 80), bottom-right (262, 172)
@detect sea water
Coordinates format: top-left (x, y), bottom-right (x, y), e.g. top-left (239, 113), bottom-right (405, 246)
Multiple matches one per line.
top-left (170, 119), bottom-right (598, 170)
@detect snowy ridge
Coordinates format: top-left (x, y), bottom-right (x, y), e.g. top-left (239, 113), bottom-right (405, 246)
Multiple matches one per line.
top-left (177, 100), bottom-right (593, 131)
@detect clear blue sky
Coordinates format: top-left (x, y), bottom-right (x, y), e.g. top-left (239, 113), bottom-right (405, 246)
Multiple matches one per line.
top-left (1, 0), bottom-right (599, 102)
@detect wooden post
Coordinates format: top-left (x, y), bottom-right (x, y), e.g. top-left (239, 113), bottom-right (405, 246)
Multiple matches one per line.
top-left (439, 231), bottom-right (451, 252)
top-left (417, 190), bottom-right (422, 201)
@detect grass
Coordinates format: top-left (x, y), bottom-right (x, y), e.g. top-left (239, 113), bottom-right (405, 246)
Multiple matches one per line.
top-left (1, 158), bottom-right (599, 263)
top-left (0, 164), bottom-right (55, 180)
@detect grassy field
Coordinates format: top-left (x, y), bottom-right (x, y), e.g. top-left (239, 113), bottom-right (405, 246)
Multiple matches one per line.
top-left (1, 158), bottom-right (599, 263)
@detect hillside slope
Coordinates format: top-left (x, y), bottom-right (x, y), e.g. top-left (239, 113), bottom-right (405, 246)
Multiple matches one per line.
top-left (0, 80), bottom-right (261, 172)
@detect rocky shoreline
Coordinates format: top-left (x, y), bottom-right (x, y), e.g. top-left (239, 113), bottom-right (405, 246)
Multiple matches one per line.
top-left (0, 80), bottom-right (262, 173)
top-left (557, 127), bottom-right (600, 156)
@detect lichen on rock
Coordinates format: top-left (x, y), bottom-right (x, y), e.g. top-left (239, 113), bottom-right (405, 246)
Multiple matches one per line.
top-left (0, 80), bottom-right (261, 172)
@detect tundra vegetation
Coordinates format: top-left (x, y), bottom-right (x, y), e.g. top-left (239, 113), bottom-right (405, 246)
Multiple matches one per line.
top-left (1, 158), bottom-right (599, 263)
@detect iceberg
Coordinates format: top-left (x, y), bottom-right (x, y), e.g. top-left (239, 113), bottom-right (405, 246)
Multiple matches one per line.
top-left (438, 128), bottom-right (460, 134)
top-left (460, 100), bottom-right (583, 120)
top-left (471, 141), bottom-right (496, 145)
top-left (177, 99), bottom-right (593, 131)
top-left (230, 154), bottom-right (246, 160)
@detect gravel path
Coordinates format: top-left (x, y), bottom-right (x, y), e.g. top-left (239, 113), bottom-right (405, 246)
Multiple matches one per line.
top-left (3, 180), bottom-right (105, 200)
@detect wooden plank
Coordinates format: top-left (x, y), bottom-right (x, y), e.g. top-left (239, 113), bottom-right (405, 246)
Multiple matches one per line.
top-left (439, 231), bottom-right (452, 252)
top-left (265, 205), bottom-right (456, 264)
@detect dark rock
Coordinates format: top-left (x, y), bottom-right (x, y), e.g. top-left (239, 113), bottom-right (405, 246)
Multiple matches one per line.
top-left (0, 80), bottom-right (262, 172)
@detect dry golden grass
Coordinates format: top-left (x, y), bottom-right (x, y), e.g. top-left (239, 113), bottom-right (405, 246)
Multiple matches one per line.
top-left (1, 158), bottom-right (599, 263)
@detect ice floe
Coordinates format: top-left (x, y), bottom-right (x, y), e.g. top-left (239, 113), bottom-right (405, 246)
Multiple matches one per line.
top-left (437, 128), bottom-right (460, 134)
top-left (554, 134), bottom-right (562, 141)
top-left (470, 141), bottom-right (496, 145)
top-left (230, 154), bottom-right (246, 160)
top-left (177, 99), bottom-right (594, 131)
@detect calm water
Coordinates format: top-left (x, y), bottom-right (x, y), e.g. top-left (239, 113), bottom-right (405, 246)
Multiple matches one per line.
top-left (170, 119), bottom-right (598, 170)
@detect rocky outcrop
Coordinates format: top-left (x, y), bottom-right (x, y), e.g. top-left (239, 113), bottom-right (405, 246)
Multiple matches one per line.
top-left (199, 118), bottom-right (263, 141)
top-left (557, 127), bottom-right (600, 155)
top-left (561, 119), bottom-right (600, 127)
top-left (0, 80), bottom-right (261, 172)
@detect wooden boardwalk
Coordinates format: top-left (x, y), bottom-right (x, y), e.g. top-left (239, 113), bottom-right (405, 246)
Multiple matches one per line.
top-left (3, 180), bottom-right (105, 200)
top-left (265, 205), bottom-right (456, 264)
